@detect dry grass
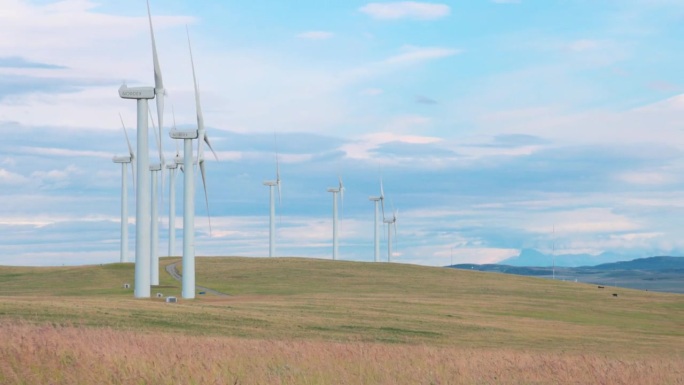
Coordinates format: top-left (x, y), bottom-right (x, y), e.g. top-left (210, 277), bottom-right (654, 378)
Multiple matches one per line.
top-left (1, 321), bottom-right (682, 385)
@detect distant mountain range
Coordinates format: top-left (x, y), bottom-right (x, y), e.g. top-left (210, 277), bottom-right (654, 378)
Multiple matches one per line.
top-left (499, 248), bottom-right (628, 267)
top-left (451, 256), bottom-right (684, 294)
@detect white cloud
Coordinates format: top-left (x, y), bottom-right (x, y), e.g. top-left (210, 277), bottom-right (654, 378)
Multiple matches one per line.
top-left (617, 171), bottom-right (675, 185)
top-left (20, 146), bottom-right (113, 159)
top-left (31, 164), bottom-right (81, 184)
top-left (0, 168), bottom-right (29, 185)
top-left (360, 2), bottom-right (450, 20)
top-left (296, 31), bottom-right (334, 40)
top-left (384, 46), bottom-right (460, 65)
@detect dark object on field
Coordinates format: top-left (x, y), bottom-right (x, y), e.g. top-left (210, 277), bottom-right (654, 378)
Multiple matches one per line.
top-left (612, 293), bottom-right (618, 297)
top-left (123, 283), bottom-right (130, 289)
top-left (166, 297), bottom-right (177, 303)
top-left (598, 286), bottom-right (604, 289)
top-left (199, 291), bottom-right (206, 295)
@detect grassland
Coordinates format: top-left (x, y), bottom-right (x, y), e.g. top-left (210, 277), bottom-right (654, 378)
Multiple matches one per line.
top-left (1, 257), bottom-right (683, 384)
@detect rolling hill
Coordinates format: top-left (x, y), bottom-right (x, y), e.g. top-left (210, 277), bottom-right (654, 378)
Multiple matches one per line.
top-left (452, 256), bottom-right (684, 293)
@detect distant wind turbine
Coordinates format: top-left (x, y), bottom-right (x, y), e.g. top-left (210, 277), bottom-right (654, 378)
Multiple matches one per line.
top-left (368, 179), bottom-right (385, 263)
top-left (117, 0), bottom-right (165, 298)
top-left (384, 204), bottom-right (398, 262)
top-left (327, 177), bottom-right (344, 260)
top-left (262, 136), bottom-right (281, 258)
top-left (112, 115), bottom-right (135, 263)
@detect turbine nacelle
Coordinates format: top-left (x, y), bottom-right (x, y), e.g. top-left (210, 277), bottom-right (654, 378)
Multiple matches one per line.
top-left (369, 196), bottom-right (382, 201)
top-left (170, 129), bottom-right (198, 140)
top-left (263, 180), bottom-right (278, 187)
top-left (112, 155), bottom-right (132, 163)
top-left (327, 188), bottom-right (341, 193)
top-left (149, 163), bottom-right (162, 172)
top-left (118, 84), bottom-right (155, 100)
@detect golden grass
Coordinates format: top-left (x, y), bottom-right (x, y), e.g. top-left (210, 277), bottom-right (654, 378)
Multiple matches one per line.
top-left (1, 321), bottom-right (682, 385)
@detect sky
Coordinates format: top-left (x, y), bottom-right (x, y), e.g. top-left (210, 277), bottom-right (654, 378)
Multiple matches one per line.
top-left (1, 0), bottom-right (684, 267)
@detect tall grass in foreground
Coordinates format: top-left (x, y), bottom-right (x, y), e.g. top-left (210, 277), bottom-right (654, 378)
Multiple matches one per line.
top-left (1, 322), bottom-right (681, 385)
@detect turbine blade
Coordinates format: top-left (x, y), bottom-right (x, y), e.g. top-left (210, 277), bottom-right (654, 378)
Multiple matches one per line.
top-left (130, 162), bottom-right (136, 191)
top-left (119, 113), bottom-right (134, 159)
top-left (199, 159), bottom-right (212, 236)
top-left (204, 135), bottom-right (219, 161)
top-left (147, 0), bottom-right (165, 135)
top-left (148, 107), bottom-right (164, 163)
top-left (148, 108), bottom-right (165, 203)
top-left (186, 26), bottom-right (204, 160)
top-left (172, 104), bottom-right (180, 156)
top-left (277, 180), bottom-right (282, 206)
top-left (338, 175), bottom-right (344, 209)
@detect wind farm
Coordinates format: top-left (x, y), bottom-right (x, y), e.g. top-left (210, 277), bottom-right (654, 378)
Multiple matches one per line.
top-left (2, 0), bottom-right (684, 383)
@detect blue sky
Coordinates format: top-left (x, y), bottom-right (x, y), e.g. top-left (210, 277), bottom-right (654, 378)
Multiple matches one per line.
top-left (1, 0), bottom-right (684, 267)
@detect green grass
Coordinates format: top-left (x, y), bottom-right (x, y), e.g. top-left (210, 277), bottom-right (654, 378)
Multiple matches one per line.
top-left (1, 256), bottom-right (683, 357)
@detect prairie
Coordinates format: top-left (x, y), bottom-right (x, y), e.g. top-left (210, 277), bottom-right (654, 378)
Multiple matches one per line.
top-left (0, 257), bottom-right (682, 384)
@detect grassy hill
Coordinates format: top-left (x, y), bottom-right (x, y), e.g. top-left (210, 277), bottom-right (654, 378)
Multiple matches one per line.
top-left (0, 257), bottom-right (682, 352)
top-left (1, 257), bottom-right (683, 384)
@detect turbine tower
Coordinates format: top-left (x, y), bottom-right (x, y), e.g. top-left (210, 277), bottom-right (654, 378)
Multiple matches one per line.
top-left (384, 208), bottom-right (397, 262)
top-left (117, 0), bottom-right (165, 298)
top-left (327, 177), bottom-right (344, 260)
top-left (262, 144), bottom-right (281, 258)
top-left (167, 151), bottom-right (180, 257)
top-left (150, 162), bottom-right (161, 285)
top-left (368, 180), bottom-right (385, 263)
top-left (167, 108), bottom-right (181, 257)
top-left (112, 116), bottom-right (135, 263)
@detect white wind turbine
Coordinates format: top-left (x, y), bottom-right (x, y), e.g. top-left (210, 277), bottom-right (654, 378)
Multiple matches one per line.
top-left (368, 180), bottom-right (385, 263)
top-left (327, 177), bottom-right (344, 260)
top-left (117, 0), bottom-right (165, 298)
top-left (383, 204), bottom-right (398, 262)
top-left (167, 26), bottom-right (217, 300)
top-left (262, 141), bottom-right (281, 258)
top-left (112, 115), bottom-right (135, 263)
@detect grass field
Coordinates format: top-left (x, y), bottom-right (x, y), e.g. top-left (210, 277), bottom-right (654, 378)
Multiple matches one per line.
top-left (1, 257), bottom-right (683, 384)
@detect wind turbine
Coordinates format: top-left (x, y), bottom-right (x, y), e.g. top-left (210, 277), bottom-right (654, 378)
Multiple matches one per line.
top-left (167, 26), bottom-right (217, 300)
top-left (188, 26), bottom-right (218, 237)
top-left (117, 0), bottom-right (165, 298)
top-left (262, 141), bottom-right (281, 258)
top-left (368, 180), bottom-right (385, 263)
top-left (327, 177), bottom-right (344, 260)
top-left (112, 115), bottom-right (135, 263)
top-left (384, 205), bottom-right (397, 262)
